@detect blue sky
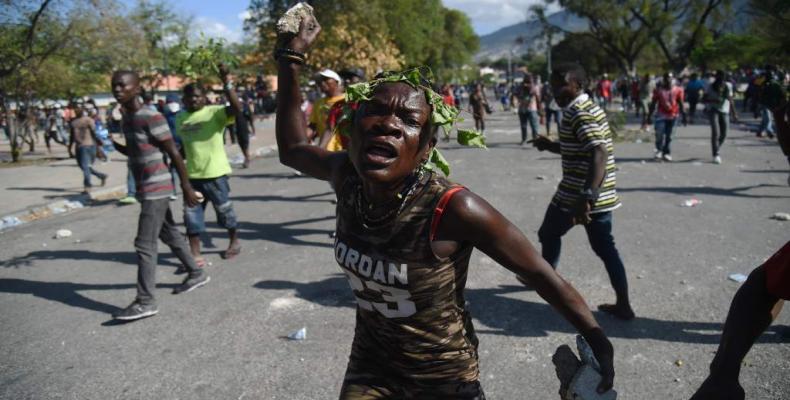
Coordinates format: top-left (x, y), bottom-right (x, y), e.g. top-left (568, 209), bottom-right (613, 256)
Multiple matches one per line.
top-left (173, 0), bottom-right (553, 43)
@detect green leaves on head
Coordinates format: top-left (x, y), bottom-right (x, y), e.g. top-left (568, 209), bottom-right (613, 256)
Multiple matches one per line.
top-left (345, 82), bottom-right (373, 102)
top-left (340, 66), bottom-right (486, 176)
top-left (457, 129), bottom-right (486, 148)
top-left (428, 148), bottom-right (451, 176)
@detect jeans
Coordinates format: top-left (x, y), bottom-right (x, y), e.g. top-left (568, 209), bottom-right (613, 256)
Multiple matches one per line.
top-left (518, 110), bottom-right (540, 142)
top-left (654, 118), bottom-right (677, 154)
top-left (537, 204), bottom-right (629, 301)
top-left (708, 110), bottom-right (730, 157)
top-left (127, 161), bottom-right (136, 197)
top-left (545, 107), bottom-right (562, 134)
top-left (76, 145), bottom-right (107, 188)
top-left (135, 198), bottom-right (202, 305)
top-left (184, 175), bottom-right (238, 235)
top-left (758, 106), bottom-right (775, 136)
top-left (687, 97), bottom-right (699, 122)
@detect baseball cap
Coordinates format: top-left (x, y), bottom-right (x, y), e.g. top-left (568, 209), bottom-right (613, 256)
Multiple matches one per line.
top-left (318, 69), bottom-right (342, 83)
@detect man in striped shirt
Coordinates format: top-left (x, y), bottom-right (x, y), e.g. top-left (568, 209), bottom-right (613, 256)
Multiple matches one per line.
top-left (110, 70), bottom-right (210, 321)
top-left (531, 63), bottom-right (635, 320)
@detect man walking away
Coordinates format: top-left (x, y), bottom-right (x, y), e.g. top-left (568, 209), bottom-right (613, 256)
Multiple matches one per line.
top-left (513, 75), bottom-right (542, 145)
top-left (646, 72), bottom-right (686, 162)
top-left (110, 70), bottom-right (209, 321)
top-left (68, 106), bottom-right (108, 193)
top-left (531, 63), bottom-right (635, 321)
top-left (703, 70), bottom-right (739, 164)
top-left (685, 73), bottom-right (705, 124)
top-left (756, 65), bottom-right (780, 138)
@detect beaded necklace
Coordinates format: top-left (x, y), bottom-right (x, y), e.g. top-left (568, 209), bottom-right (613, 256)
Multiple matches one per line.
top-left (355, 169), bottom-right (427, 229)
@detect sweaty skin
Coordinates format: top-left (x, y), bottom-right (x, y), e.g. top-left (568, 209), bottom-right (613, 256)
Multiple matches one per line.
top-left (275, 16), bottom-right (615, 394)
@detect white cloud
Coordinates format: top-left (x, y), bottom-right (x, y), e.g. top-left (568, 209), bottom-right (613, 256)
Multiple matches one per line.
top-left (443, 0), bottom-right (559, 35)
top-left (193, 16), bottom-right (243, 43)
top-left (237, 10), bottom-right (251, 21)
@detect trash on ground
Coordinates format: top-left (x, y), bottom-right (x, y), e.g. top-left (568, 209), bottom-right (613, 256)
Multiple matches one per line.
top-left (64, 200), bottom-right (84, 209)
top-left (0, 216), bottom-right (23, 230)
top-left (675, 359), bottom-right (683, 367)
top-left (728, 273), bottom-right (747, 283)
top-left (229, 154), bottom-right (245, 165)
top-left (770, 212), bottom-right (790, 221)
top-left (536, 175), bottom-right (547, 180)
top-left (681, 199), bottom-right (702, 207)
top-left (54, 229), bottom-right (72, 239)
top-left (287, 327), bottom-right (306, 341)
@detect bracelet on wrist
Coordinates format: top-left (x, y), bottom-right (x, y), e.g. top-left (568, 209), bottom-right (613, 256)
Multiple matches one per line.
top-left (274, 48), bottom-right (307, 64)
top-left (277, 54), bottom-right (306, 65)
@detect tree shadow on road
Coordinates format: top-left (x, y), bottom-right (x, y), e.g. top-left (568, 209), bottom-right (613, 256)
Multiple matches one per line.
top-left (618, 183), bottom-right (788, 199)
top-left (0, 278), bottom-right (172, 315)
top-left (203, 215), bottom-right (335, 249)
top-left (234, 172), bottom-right (310, 180)
top-left (254, 273), bottom-right (356, 309)
top-left (466, 284), bottom-right (788, 344)
top-left (251, 276), bottom-right (787, 345)
top-left (6, 186), bottom-right (78, 192)
top-left (232, 191), bottom-right (335, 204)
top-left (0, 250), bottom-right (182, 269)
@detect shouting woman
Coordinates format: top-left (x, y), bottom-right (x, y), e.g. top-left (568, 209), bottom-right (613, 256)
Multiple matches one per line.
top-left (274, 14), bottom-right (616, 399)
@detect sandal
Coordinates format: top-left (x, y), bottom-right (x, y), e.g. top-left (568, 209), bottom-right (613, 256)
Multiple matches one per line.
top-left (222, 246), bottom-right (242, 260)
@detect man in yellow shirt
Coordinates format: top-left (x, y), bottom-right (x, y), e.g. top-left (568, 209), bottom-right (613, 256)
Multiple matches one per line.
top-left (309, 69), bottom-right (345, 149)
top-left (177, 64), bottom-right (243, 265)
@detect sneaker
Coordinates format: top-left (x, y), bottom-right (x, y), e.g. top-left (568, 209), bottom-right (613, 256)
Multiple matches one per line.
top-left (172, 273), bottom-right (210, 294)
top-left (169, 194), bottom-right (178, 201)
top-left (662, 154), bottom-right (673, 162)
top-left (113, 301), bottom-right (158, 321)
top-left (713, 155), bottom-right (722, 164)
top-left (118, 196), bottom-right (138, 204)
top-left (100, 176), bottom-right (107, 187)
top-left (654, 150), bottom-right (663, 160)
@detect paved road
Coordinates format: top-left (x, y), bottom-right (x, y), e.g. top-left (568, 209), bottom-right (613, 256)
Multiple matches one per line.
top-left (1, 109), bottom-right (788, 399)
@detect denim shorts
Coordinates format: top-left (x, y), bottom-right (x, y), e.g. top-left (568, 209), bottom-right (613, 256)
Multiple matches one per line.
top-left (184, 175), bottom-right (238, 235)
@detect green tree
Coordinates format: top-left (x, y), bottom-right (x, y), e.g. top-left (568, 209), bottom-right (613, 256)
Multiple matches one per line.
top-left (690, 33), bottom-right (767, 70)
top-left (0, 0), bottom-right (107, 161)
top-left (626, 0), bottom-right (734, 72)
top-left (556, 0), bottom-right (653, 75)
top-left (432, 9), bottom-right (479, 82)
top-left (244, 0), bottom-right (478, 81)
top-left (746, 0), bottom-right (790, 63)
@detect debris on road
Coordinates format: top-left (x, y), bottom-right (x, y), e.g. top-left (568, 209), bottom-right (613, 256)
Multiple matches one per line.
top-left (675, 359), bottom-right (684, 367)
top-left (536, 175), bottom-right (547, 180)
top-left (0, 216), bottom-right (22, 230)
top-left (769, 212), bottom-right (790, 221)
top-left (54, 229), bottom-right (73, 239)
top-left (287, 327), bottom-right (306, 341)
top-left (728, 273), bottom-right (748, 283)
top-left (681, 198), bottom-right (702, 207)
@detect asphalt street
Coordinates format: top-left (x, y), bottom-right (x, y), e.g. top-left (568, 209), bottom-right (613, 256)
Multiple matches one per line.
top-left (1, 109), bottom-right (788, 399)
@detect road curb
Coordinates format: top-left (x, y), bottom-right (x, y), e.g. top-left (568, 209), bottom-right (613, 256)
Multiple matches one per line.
top-left (0, 145), bottom-right (279, 233)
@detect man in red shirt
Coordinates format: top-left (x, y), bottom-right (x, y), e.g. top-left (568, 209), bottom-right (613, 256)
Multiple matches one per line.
top-left (646, 72), bottom-right (686, 161)
top-left (598, 74), bottom-right (612, 109)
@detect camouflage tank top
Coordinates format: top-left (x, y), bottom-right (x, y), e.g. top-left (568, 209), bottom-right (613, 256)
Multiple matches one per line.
top-left (334, 169), bottom-right (480, 384)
